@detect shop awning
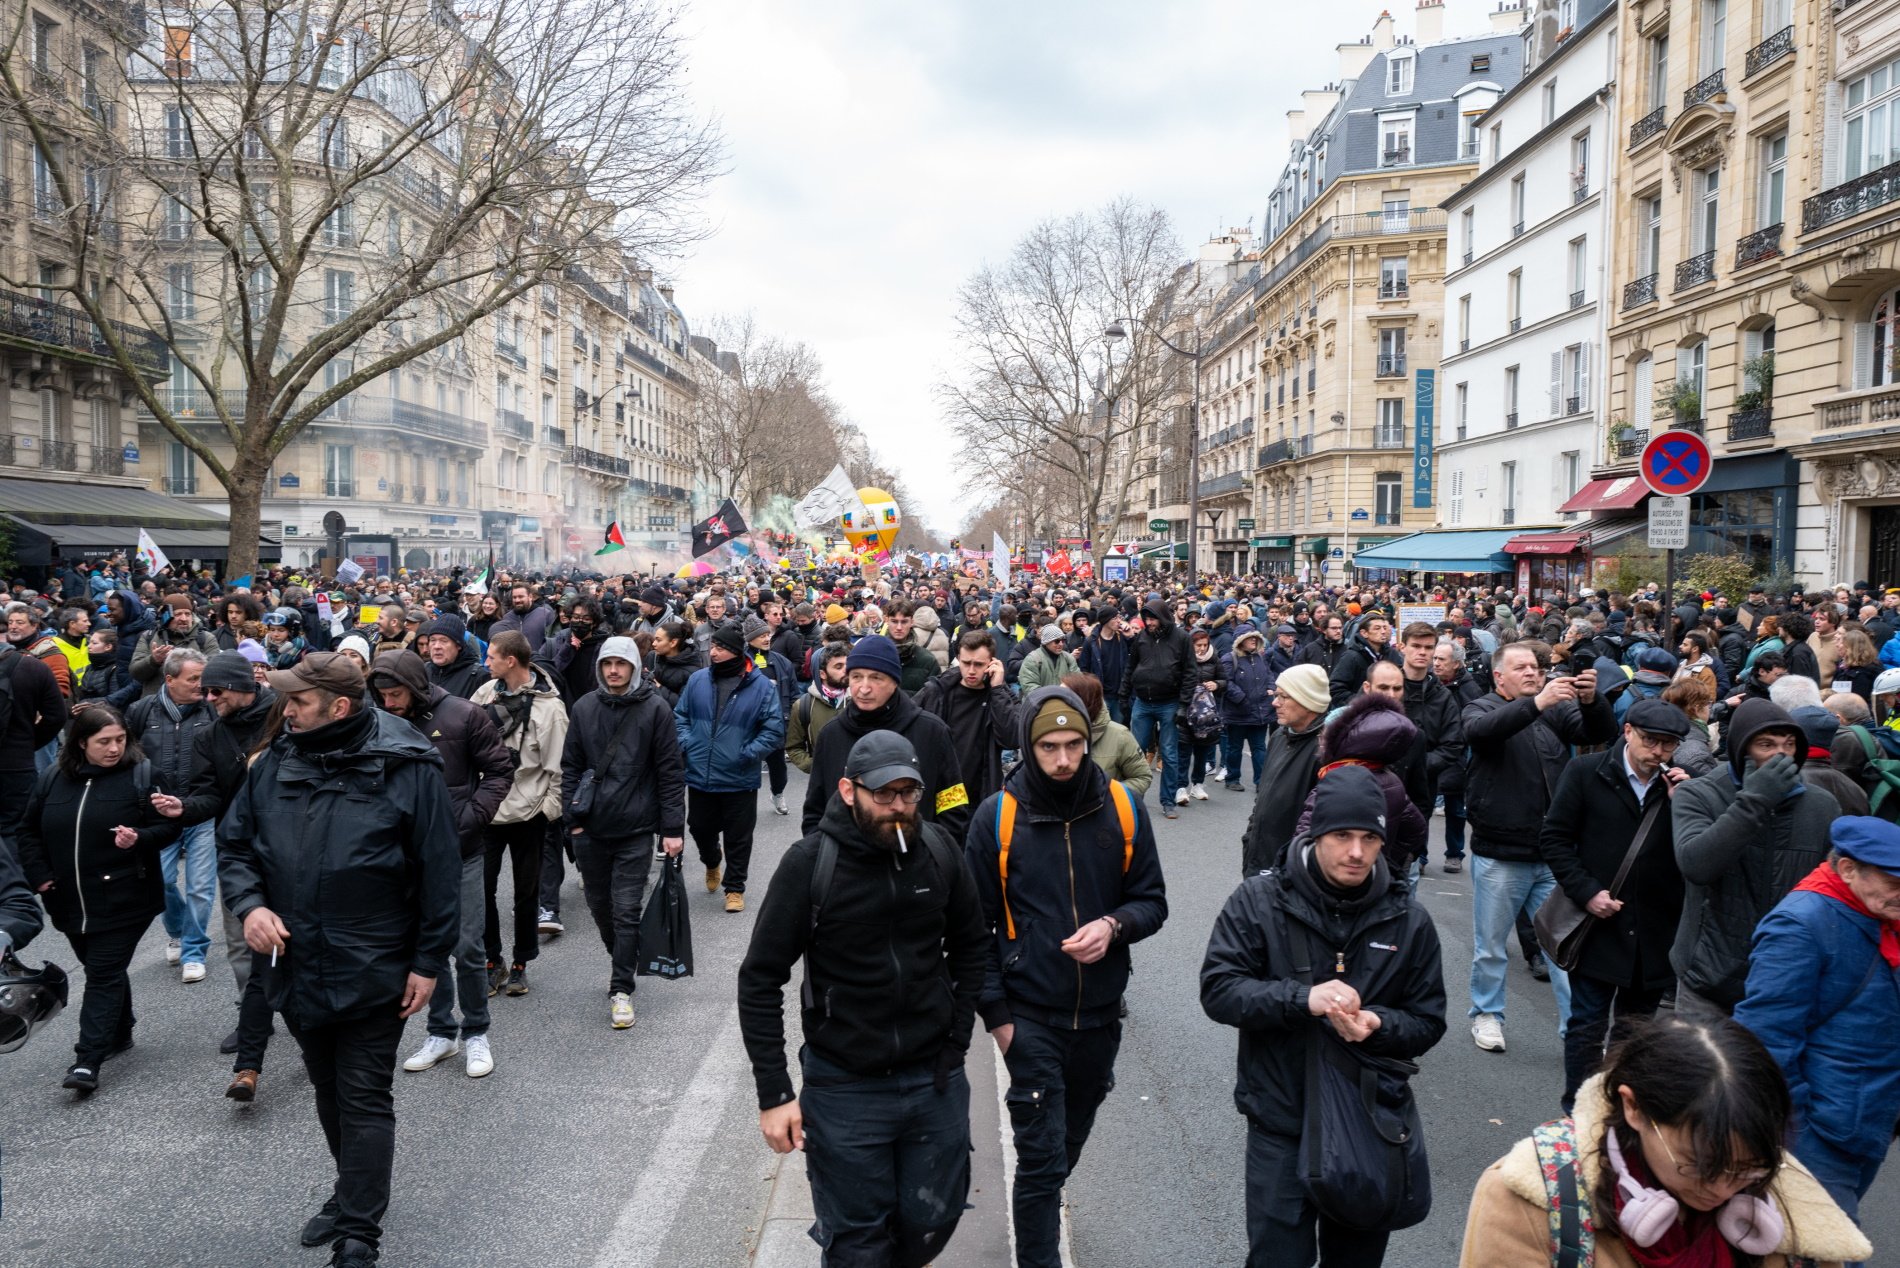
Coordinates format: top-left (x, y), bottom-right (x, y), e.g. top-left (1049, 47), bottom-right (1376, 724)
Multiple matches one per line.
top-left (1302, 536), bottom-right (1329, 555)
top-left (1252, 536), bottom-right (1293, 548)
top-left (1557, 476), bottom-right (1649, 515)
top-left (1574, 516), bottom-right (1646, 550)
top-left (1349, 528), bottom-right (1520, 573)
top-left (1504, 532), bottom-right (1587, 555)
top-left (1132, 541), bottom-right (1188, 559)
top-left (0, 475), bottom-right (279, 567)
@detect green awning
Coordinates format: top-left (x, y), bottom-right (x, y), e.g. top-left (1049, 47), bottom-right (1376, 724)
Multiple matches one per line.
top-left (1302, 536), bottom-right (1329, 555)
top-left (1349, 528), bottom-right (1520, 573)
top-left (1252, 535), bottom-right (1293, 548)
top-left (1133, 541), bottom-right (1188, 559)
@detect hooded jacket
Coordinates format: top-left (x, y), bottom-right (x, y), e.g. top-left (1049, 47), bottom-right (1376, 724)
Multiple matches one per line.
top-left (892, 633), bottom-right (941, 696)
top-left (786, 644), bottom-right (849, 773)
top-left (911, 606), bottom-right (952, 665)
top-left (18, 757), bottom-right (177, 935)
top-left (647, 645), bottom-right (705, 707)
top-left (470, 664), bottom-right (569, 825)
top-left (1119, 599), bottom-right (1192, 708)
top-left (1200, 844), bottom-right (1445, 1133)
top-left (914, 664), bottom-right (1019, 810)
top-left (1670, 699), bottom-right (1840, 1007)
top-left (1293, 696), bottom-right (1430, 873)
top-left (737, 796), bottom-right (988, 1110)
top-left (180, 686), bottom-right (279, 824)
top-left (1088, 704), bottom-right (1152, 796)
top-left (1326, 631), bottom-right (1401, 711)
top-left (560, 637), bottom-right (686, 840)
top-left (216, 708), bottom-right (460, 1027)
top-left (130, 612), bottom-right (220, 697)
top-left (105, 589), bottom-right (153, 679)
top-left (964, 686), bottom-right (1169, 1031)
top-left (1220, 630), bottom-right (1277, 728)
top-left (674, 658), bottom-right (784, 795)
top-left (371, 652), bottom-right (515, 859)
top-left (801, 685), bottom-right (967, 838)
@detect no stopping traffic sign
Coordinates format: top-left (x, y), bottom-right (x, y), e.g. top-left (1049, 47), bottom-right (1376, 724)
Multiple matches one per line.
top-left (1639, 429), bottom-right (1712, 498)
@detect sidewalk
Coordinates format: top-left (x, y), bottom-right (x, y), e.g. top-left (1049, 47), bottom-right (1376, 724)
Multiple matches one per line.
top-left (750, 1042), bottom-right (1023, 1267)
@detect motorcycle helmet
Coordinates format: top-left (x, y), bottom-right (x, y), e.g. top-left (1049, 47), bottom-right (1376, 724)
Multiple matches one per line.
top-left (0, 953), bottom-right (69, 1054)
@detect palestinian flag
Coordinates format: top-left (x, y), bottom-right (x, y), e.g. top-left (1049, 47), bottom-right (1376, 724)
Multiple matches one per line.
top-left (595, 521), bottom-right (626, 555)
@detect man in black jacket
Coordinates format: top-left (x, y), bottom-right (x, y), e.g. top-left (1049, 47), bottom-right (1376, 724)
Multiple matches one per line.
top-left (738, 731), bottom-right (988, 1267)
top-left (0, 641), bottom-right (64, 845)
top-left (800, 636), bottom-right (970, 840)
top-left (558, 636), bottom-right (685, 1032)
top-left (1462, 640), bottom-right (1616, 1054)
top-left (1201, 765), bottom-right (1447, 1267)
top-left (418, 615), bottom-right (489, 700)
top-left (1295, 612), bottom-right (1345, 674)
top-left (1327, 611), bottom-right (1400, 710)
top-left (217, 651), bottom-right (459, 1267)
top-left (1539, 698), bottom-right (1692, 1112)
top-left (1075, 609), bottom-right (1130, 724)
top-left (370, 651), bottom-right (515, 1080)
top-left (534, 598), bottom-right (610, 706)
top-left (1395, 623), bottom-right (1462, 870)
top-left (914, 629), bottom-right (1019, 810)
top-left (1239, 664), bottom-right (1330, 875)
top-left (125, 648), bottom-right (217, 983)
top-left (1119, 597), bottom-right (1192, 818)
top-left (965, 686), bottom-right (1168, 1268)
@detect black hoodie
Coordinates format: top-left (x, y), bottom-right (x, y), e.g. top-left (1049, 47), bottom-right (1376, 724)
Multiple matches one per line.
top-left (1119, 599), bottom-right (1192, 708)
top-left (800, 687), bottom-right (970, 839)
top-left (736, 794), bottom-right (988, 1109)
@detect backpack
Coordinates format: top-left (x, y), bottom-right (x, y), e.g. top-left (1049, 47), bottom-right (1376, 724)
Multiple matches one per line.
top-left (1185, 686), bottom-right (1223, 739)
top-left (1850, 724), bottom-right (1900, 815)
top-left (1530, 1117), bottom-right (1596, 1268)
top-left (992, 779), bottom-right (1138, 940)
top-left (800, 825), bottom-right (960, 1011)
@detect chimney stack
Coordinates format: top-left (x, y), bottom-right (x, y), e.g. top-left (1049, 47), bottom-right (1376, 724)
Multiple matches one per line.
top-left (1490, 1), bottom-right (1525, 34)
top-left (1337, 36), bottom-right (1377, 82)
top-left (1286, 108), bottom-right (1307, 147)
top-left (1415, 0), bottom-right (1444, 46)
top-left (1372, 9), bottom-right (1396, 49)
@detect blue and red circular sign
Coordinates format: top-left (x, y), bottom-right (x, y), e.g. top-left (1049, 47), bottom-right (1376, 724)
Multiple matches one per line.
top-left (1639, 429), bottom-right (1712, 497)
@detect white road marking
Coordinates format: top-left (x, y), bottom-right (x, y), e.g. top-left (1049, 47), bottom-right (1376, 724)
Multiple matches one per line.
top-left (993, 1039), bottom-right (1075, 1268)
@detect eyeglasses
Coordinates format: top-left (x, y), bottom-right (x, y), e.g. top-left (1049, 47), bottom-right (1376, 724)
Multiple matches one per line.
top-left (855, 783), bottom-right (925, 806)
top-left (1631, 729), bottom-right (1683, 752)
top-left (1644, 1122), bottom-right (1772, 1187)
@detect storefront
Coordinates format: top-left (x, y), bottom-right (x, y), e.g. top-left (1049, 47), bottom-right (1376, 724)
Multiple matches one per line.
top-left (1682, 454), bottom-right (1797, 577)
top-left (1301, 536), bottom-right (1330, 584)
top-left (1350, 528), bottom-right (1529, 586)
top-left (1212, 538), bottom-right (1252, 575)
top-left (1251, 535), bottom-right (1294, 578)
top-left (0, 475), bottom-right (282, 581)
top-left (1503, 532), bottom-right (1589, 605)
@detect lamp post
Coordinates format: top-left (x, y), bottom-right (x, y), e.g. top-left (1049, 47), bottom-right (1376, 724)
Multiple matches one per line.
top-left (1106, 315), bottom-right (1205, 577)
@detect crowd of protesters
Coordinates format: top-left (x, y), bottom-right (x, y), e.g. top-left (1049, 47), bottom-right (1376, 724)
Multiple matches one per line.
top-left (4, 548), bottom-right (1899, 1266)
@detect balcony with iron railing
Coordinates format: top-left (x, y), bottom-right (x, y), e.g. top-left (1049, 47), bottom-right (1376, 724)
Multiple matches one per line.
top-left (1376, 354), bottom-right (1407, 378)
top-left (1505, 411), bottom-right (1519, 430)
top-left (435, 490), bottom-right (450, 505)
top-left (310, 395), bottom-right (487, 446)
top-left (1736, 224), bottom-right (1783, 267)
top-left (1375, 511), bottom-right (1402, 526)
top-left (42, 440), bottom-right (78, 471)
top-left (1570, 290), bottom-right (1585, 309)
top-left (0, 288), bottom-right (168, 378)
top-left (1460, 139), bottom-right (1480, 159)
top-left (1675, 250), bottom-right (1717, 290)
top-left (1684, 70), bottom-right (1726, 110)
top-left (497, 409), bottom-right (532, 441)
top-left (1630, 106), bottom-right (1666, 146)
top-left (1372, 426), bottom-right (1407, 450)
top-left (1744, 26), bottom-right (1793, 78)
top-left (388, 483), bottom-right (405, 501)
top-left (1501, 508), bottom-right (1517, 525)
top-left (89, 448), bottom-right (124, 476)
top-left (495, 340), bottom-right (528, 370)
top-left (542, 360), bottom-right (559, 379)
top-left (1574, 180), bottom-right (1590, 204)
top-left (325, 479), bottom-right (355, 498)
top-left (1566, 395), bottom-right (1581, 415)
top-left (543, 425), bottom-right (566, 447)
top-left (1378, 281), bottom-right (1409, 300)
top-left (569, 445), bottom-right (630, 476)
top-left (1803, 159), bottom-right (1900, 232)
top-left (160, 474), bottom-right (197, 494)
top-left (1200, 471), bottom-right (1246, 497)
top-left (1381, 146), bottom-right (1411, 168)
top-left (1615, 428), bottom-right (1650, 458)
top-left (1623, 273), bottom-right (1659, 308)
top-left (565, 266), bottom-right (629, 317)
top-left (1728, 406), bottom-right (1773, 442)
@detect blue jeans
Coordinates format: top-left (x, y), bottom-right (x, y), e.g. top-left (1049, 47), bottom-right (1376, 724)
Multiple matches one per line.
top-left (1796, 1132), bottom-right (1880, 1268)
top-left (1441, 789), bottom-right (1467, 858)
top-left (1221, 725), bottom-right (1269, 787)
top-left (1105, 698), bottom-right (1128, 727)
top-left (1128, 699), bottom-right (1181, 807)
top-left (160, 820), bottom-right (217, 965)
top-left (1469, 854), bottom-right (1571, 1028)
top-left (426, 854), bottom-right (491, 1040)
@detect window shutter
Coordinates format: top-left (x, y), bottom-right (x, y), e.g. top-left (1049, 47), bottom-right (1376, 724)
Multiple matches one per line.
top-left (1549, 351), bottom-right (1563, 416)
top-left (1823, 81), bottom-right (1844, 193)
top-left (1634, 356), bottom-right (1654, 426)
top-left (1855, 318), bottom-right (1875, 389)
top-left (1578, 342), bottom-right (1592, 411)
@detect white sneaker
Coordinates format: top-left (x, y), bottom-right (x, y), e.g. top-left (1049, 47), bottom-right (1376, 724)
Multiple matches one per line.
top-left (464, 1035), bottom-right (494, 1078)
top-left (164, 940), bottom-right (182, 965)
top-left (1174, 787), bottom-right (1190, 806)
top-left (1191, 784), bottom-right (1209, 801)
top-left (610, 992), bottom-right (636, 1030)
top-left (537, 908), bottom-right (564, 937)
top-left (772, 793), bottom-right (789, 816)
top-left (1211, 766), bottom-right (1228, 783)
top-left (1471, 1013), bottom-right (1506, 1052)
top-left (181, 961), bottom-right (206, 984)
top-left (402, 1035), bottom-right (461, 1072)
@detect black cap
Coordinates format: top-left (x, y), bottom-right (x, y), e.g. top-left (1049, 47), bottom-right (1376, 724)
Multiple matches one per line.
top-left (843, 731), bottom-right (924, 791)
top-left (1308, 765), bottom-right (1388, 841)
top-left (1625, 697), bottom-right (1692, 739)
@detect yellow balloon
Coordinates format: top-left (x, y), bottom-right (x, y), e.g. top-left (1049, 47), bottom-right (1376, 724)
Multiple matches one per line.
top-left (840, 487), bottom-right (901, 556)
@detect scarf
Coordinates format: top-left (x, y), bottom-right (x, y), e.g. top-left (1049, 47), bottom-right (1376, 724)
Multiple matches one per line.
top-left (1794, 861), bottom-right (1900, 968)
top-left (1612, 1140), bottom-right (1736, 1268)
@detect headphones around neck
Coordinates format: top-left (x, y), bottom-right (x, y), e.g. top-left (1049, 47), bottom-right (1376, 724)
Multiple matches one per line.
top-left (1604, 1126), bottom-right (1783, 1255)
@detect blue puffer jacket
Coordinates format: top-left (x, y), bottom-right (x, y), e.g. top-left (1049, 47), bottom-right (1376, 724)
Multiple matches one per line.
top-left (673, 663), bottom-right (785, 793)
top-left (1734, 882), bottom-right (1900, 1160)
top-left (1220, 631), bottom-right (1277, 728)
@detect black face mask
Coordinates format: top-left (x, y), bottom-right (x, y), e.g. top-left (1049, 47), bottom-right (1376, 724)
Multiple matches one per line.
top-left (570, 620), bottom-right (596, 640)
top-left (711, 654), bottom-right (744, 678)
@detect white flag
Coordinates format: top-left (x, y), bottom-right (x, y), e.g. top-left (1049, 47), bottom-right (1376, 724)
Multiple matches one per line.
top-left (794, 465), bottom-right (867, 530)
top-left (992, 531), bottom-right (1009, 588)
top-left (135, 528), bottom-right (171, 575)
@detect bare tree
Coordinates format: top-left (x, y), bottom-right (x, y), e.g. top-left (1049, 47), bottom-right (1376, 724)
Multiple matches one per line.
top-left (1, 0), bottom-right (720, 577)
top-left (690, 314), bottom-right (851, 511)
top-left (940, 198), bottom-right (1187, 558)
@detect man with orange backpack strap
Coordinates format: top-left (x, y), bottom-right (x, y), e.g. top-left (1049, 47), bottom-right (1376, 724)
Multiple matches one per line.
top-left (964, 684), bottom-right (1168, 1268)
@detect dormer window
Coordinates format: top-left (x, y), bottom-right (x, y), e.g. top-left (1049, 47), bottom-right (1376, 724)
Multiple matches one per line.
top-left (1388, 52), bottom-right (1415, 95)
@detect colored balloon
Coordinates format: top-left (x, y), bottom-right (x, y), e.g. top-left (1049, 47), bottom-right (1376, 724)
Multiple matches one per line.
top-left (840, 487), bottom-right (900, 557)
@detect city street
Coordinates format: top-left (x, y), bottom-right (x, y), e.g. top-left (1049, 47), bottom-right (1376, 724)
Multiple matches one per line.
top-left (4, 766), bottom-right (1897, 1266)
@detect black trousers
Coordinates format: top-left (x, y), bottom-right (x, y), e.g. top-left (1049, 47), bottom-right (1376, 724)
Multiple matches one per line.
top-left (0, 767), bottom-right (36, 845)
top-left (233, 949), bottom-right (277, 1073)
top-left (540, 813), bottom-right (567, 916)
top-left (482, 816), bottom-right (544, 965)
top-left (63, 917), bottom-right (151, 1066)
top-left (285, 1008), bottom-right (407, 1251)
top-left (1001, 1016), bottom-right (1121, 1268)
top-left (1245, 1123), bottom-right (1390, 1267)
top-left (574, 833), bottom-right (655, 994)
top-left (764, 748), bottom-right (789, 797)
top-left (1562, 972), bottom-right (1666, 1112)
top-left (687, 787), bottom-right (757, 893)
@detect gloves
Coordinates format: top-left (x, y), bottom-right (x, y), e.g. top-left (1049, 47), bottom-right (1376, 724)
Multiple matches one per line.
top-left (1742, 753), bottom-right (1800, 804)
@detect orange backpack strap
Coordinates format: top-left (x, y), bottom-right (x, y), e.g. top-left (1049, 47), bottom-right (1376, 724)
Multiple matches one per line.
top-left (995, 791), bottom-right (1019, 939)
top-left (1108, 780), bottom-right (1137, 872)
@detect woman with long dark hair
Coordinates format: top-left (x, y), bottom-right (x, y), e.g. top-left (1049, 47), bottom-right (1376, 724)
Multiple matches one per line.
top-left (467, 592), bottom-right (503, 644)
top-left (14, 705), bottom-right (177, 1095)
top-left (646, 618), bottom-right (703, 707)
top-left (1460, 1015), bottom-right (1871, 1266)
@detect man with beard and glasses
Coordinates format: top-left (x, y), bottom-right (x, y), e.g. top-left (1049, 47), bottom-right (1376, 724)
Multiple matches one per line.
top-left (738, 731), bottom-right (988, 1266)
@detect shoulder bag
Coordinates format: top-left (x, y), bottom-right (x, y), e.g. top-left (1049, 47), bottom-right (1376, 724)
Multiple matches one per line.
top-left (1533, 790), bottom-right (1665, 973)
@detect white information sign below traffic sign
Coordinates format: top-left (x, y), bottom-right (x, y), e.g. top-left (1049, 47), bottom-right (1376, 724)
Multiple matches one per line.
top-left (1647, 495), bottom-right (1690, 550)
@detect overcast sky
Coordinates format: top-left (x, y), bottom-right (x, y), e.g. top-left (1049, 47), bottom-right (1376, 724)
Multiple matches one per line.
top-left (673, 0), bottom-right (1500, 536)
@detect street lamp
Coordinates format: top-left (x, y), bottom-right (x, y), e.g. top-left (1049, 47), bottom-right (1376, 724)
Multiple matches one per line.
top-left (1105, 315), bottom-right (1206, 576)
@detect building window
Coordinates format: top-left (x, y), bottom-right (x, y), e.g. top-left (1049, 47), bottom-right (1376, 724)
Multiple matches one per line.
top-left (1489, 122), bottom-right (1504, 163)
top-left (1505, 365), bottom-right (1520, 418)
top-left (1380, 256), bottom-right (1407, 298)
top-left (1510, 175), bottom-right (1527, 231)
top-left (1694, 167), bottom-right (1720, 253)
top-left (166, 264), bottom-right (194, 319)
top-left (323, 444), bottom-right (355, 497)
top-left (1844, 56), bottom-right (1900, 181)
top-left (162, 104), bottom-right (190, 158)
top-left (1387, 53), bottom-right (1414, 95)
top-left (1556, 343), bottom-right (1591, 413)
top-left (32, 14), bottom-right (57, 72)
top-left (1542, 81), bottom-right (1558, 126)
top-left (1376, 398), bottom-right (1404, 446)
top-left (1633, 353), bottom-right (1655, 426)
top-left (1374, 473), bottom-right (1402, 524)
top-left (1641, 194), bottom-right (1663, 274)
top-left (1762, 0), bottom-right (1791, 32)
top-left (167, 441), bottom-right (197, 492)
top-left (1461, 207), bottom-right (1475, 259)
top-left (1691, 489), bottom-right (1777, 572)
top-left (1448, 468), bottom-right (1465, 522)
top-left (1571, 131), bottom-right (1590, 194)
top-left (1378, 327), bottom-right (1406, 375)
top-left (1700, 0), bottom-right (1727, 77)
top-left (1569, 239), bottom-right (1588, 299)
top-left (1458, 294), bottom-right (1471, 347)
top-left (1455, 382), bottom-right (1469, 439)
top-left (1649, 35), bottom-right (1670, 111)
top-left (321, 201), bottom-right (353, 247)
top-left (1380, 118), bottom-right (1413, 166)
top-left (163, 24), bottom-right (192, 78)
top-left (1561, 451), bottom-right (1581, 504)
top-left (1859, 288), bottom-right (1900, 388)
top-left (1507, 269), bottom-right (1523, 328)
top-left (323, 269), bottom-right (354, 323)
top-left (1758, 131), bottom-right (1786, 226)
top-left (1501, 461), bottom-right (1518, 519)
top-left (1679, 339), bottom-right (1708, 408)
